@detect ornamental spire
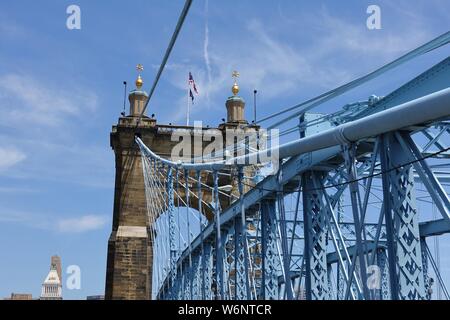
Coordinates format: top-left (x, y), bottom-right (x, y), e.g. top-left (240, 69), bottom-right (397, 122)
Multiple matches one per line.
top-left (135, 64), bottom-right (144, 90)
top-left (231, 70), bottom-right (240, 96)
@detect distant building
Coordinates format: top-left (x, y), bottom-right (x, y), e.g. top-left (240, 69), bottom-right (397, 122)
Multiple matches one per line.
top-left (40, 256), bottom-right (62, 300)
top-left (86, 295), bottom-right (104, 300)
top-left (4, 293), bottom-right (33, 300)
top-left (51, 255), bottom-right (62, 283)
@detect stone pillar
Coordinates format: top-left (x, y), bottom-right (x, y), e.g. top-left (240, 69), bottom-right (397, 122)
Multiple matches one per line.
top-left (105, 69), bottom-right (256, 299)
top-left (105, 116), bottom-right (231, 299)
top-left (105, 123), bottom-right (152, 300)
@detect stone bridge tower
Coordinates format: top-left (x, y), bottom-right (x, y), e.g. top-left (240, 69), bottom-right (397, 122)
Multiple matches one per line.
top-left (105, 68), bottom-right (257, 299)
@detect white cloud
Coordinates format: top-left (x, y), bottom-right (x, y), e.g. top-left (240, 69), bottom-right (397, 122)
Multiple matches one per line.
top-left (309, 8), bottom-right (431, 59)
top-left (158, 3), bottom-right (436, 125)
top-left (0, 186), bottom-right (37, 193)
top-left (0, 147), bottom-right (26, 170)
top-left (0, 73), bottom-right (108, 186)
top-left (57, 215), bottom-right (108, 233)
top-left (0, 15), bottom-right (28, 39)
top-left (0, 210), bottom-right (31, 223)
top-left (0, 209), bottom-right (109, 234)
top-left (0, 73), bottom-right (98, 127)
top-left (0, 134), bottom-right (113, 188)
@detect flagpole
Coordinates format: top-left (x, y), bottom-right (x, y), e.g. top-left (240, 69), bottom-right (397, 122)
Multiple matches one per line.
top-left (187, 78), bottom-right (190, 126)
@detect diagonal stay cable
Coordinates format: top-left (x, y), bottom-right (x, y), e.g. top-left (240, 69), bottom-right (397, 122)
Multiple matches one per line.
top-left (136, 0), bottom-right (193, 126)
top-left (259, 31), bottom-right (450, 129)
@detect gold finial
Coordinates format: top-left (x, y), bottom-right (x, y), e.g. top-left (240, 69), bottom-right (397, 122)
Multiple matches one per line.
top-left (135, 64), bottom-right (144, 90)
top-left (231, 70), bottom-right (240, 96)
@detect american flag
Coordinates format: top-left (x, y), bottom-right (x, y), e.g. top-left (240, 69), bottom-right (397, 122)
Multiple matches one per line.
top-left (188, 72), bottom-right (199, 102)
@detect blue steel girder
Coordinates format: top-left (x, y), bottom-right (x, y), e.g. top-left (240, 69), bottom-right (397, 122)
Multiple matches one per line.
top-left (212, 170), bottom-right (225, 299)
top-left (154, 136), bottom-right (447, 300)
top-left (183, 261), bottom-right (191, 300)
top-left (234, 215), bottom-right (248, 299)
top-left (343, 144), bottom-right (371, 299)
top-left (420, 239), bottom-right (432, 300)
top-left (377, 248), bottom-right (391, 300)
top-left (157, 146), bottom-right (343, 299)
top-left (400, 132), bottom-right (450, 222)
top-left (151, 56), bottom-right (450, 299)
top-left (307, 57), bottom-right (450, 139)
top-left (261, 199), bottom-right (279, 300)
top-left (380, 132), bottom-right (426, 300)
top-left (222, 228), bottom-right (233, 300)
top-left (166, 167), bottom-right (178, 294)
top-left (245, 216), bottom-right (264, 297)
top-left (191, 251), bottom-right (202, 299)
top-left (362, 57), bottom-right (450, 117)
top-left (234, 167), bottom-right (251, 299)
top-left (277, 185), bottom-right (294, 299)
top-left (420, 123), bottom-right (450, 158)
top-left (302, 171), bottom-right (329, 300)
top-left (203, 242), bottom-right (214, 300)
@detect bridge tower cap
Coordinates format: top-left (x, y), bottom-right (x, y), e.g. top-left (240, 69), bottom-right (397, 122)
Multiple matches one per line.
top-left (225, 70), bottom-right (247, 124)
top-left (128, 63), bottom-right (148, 117)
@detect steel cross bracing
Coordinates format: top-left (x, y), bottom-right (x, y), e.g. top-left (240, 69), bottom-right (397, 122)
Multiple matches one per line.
top-left (137, 55), bottom-right (449, 300)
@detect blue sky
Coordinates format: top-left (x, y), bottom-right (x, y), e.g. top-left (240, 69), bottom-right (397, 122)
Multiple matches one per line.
top-left (0, 0), bottom-right (449, 299)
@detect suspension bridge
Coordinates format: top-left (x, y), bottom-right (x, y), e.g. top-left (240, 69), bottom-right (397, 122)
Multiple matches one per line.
top-left (104, 1), bottom-right (450, 300)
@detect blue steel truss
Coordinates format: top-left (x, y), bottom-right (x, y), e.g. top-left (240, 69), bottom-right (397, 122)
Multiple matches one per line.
top-left (138, 52), bottom-right (450, 300)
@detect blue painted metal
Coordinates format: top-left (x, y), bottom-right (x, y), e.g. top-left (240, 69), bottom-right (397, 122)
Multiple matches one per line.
top-left (222, 228), bottom-right (233, 300)
top-left (261, 199), bottom-right (279, 300)
top-left (264, 33), bottom-right (450, 129)
top-left (277, 176), bottom-right (294, 299)
top-left (420, 218), bottom-right (450, 237)
top-left (336, 196), bottom-right (345, 300)
top-left (422, 240), bottom-right (450, 299)
top-left (196, 171), bottom-right (206, 300)
top-left (184, 261), bottom-right (191, 300)
top-left (401, 133), bottom-right (450, 222)
top-left (380, 134), bottom-right (400, 300)
top-left (343, 144), bottom-right (370, 299)
top-left (377, 248), bottom-right (390, 300)
top-left (135, 53), bottom-right (450, 300)
top-left (167, 167), bottom-right (177, 299)
top-left (213, 171), bottom-right (224, 299)
top-left (203, 242), bottom-right (214, 300)
top-left (191, 251), bottom-right (201, 299)
top-left (381, 133), bottom-right (426, 300)
top-left (420, 239), bottom-right (431, 300)
top-left (234, 166), bottom-right (251, 299)
top-left (136, 87), bottom-right (450, 172)
top-left (367, 57), bottom-right (450, 116)
top-left (302, 171), bottom-right (329, 300)
top-left (176, 264), bottom-right (183, 300)
top-left (184, 169), bottom-right (193, 300)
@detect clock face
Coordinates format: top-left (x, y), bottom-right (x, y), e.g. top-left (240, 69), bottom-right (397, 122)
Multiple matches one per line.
top-left (0, 1), bottom-right (448, 302)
